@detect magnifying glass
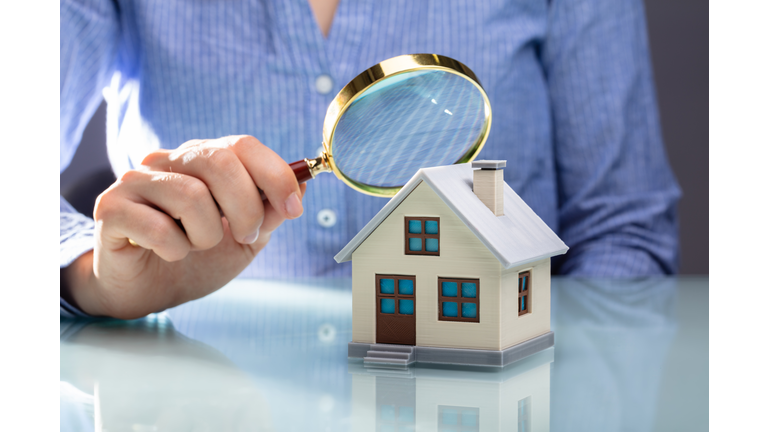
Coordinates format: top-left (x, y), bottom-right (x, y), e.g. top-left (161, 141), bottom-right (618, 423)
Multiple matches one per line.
top-left (129, 54), bottom-right (490, 246)
top-left (287, 53), bottom-right (492, 197)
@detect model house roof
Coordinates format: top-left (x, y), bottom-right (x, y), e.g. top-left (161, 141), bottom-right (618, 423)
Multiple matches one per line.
top-left (334, 163), bottom-right (568, 269)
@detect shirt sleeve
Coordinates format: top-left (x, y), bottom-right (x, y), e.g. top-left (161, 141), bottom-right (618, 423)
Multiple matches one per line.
top-left (542, 0), bottom-right (681, 276)
top-left (60, 0), bottom-right (120, 316)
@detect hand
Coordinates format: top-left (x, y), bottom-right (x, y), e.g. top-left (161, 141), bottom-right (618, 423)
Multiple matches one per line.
top-left (61, 135), bottom-right (306, 319)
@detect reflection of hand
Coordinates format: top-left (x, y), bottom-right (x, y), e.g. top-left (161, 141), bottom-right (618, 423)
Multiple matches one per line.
top-left (61, 135), bottom-right (306, 319)
top-left (61, 318), bottom-right (273, 431)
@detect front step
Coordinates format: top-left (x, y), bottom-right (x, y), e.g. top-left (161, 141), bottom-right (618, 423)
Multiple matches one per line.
top-left (363, 344), bottom-right (415, 367)
top-left (366, 351), bottom-right (410, 360)
top-left (370, 344), bottom-right (414, 353)
top-left (363, 357), bottom-right (411, 365)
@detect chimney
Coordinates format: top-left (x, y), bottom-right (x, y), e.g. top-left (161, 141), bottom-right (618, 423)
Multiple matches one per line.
top-left (472, 160), bottom-right (505, 216)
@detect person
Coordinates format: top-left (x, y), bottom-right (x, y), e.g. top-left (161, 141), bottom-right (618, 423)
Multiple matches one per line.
top-left (60, 0), bottom-right (680, 319)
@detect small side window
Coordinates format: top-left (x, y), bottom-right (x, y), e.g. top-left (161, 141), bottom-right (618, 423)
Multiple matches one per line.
top-left (518, 271), bottom-right (531, 316)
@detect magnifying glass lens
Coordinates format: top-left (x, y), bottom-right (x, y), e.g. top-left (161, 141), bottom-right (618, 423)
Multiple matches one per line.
top-left (331, 69), bottom-right (488, 189)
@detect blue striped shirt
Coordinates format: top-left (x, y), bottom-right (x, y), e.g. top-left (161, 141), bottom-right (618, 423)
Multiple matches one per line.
top-left (60, 0), bottom-right (680, 317)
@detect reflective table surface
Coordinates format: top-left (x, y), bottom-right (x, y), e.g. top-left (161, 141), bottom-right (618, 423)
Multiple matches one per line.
top-left (60, 277), bottom-right (708, 431)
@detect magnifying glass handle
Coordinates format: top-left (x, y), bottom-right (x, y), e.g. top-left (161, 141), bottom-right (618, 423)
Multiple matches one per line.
top-left (289, 159), bottom-right (316, 184)
top-left (257, 155), bottom-right (330, 200)
top-left (254, 159), bottom-right (313, 201)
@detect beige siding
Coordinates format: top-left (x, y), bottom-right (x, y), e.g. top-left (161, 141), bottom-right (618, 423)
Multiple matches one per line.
top-left (500, 259), bottom-right (551, 349)
top-left (351, 181), bottom-right (503, 350)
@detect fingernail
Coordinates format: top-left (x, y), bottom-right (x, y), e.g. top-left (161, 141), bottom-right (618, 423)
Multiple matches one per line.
top-left (285, 192), bottom-right (303, 219)
top-left (243, 228), bottom-right (260, 244)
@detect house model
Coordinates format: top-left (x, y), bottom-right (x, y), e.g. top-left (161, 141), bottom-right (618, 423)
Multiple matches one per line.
top-left (335, 160), bottom-right (568, 367)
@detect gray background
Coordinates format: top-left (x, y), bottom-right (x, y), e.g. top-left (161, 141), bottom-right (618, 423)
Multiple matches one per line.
top-left (60, 0), bottom-right (708, 274)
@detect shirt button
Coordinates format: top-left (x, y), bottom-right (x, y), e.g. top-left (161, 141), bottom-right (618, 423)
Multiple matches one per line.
top-left (317, 209), bottom-right (337, 228)
top-left (315, 74), bottom-right (333, 95)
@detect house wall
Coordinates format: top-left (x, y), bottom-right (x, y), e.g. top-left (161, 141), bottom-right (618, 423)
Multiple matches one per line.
top-left (351, 181), bottom-right (504, 350)
top-left (500, 259), bottom-right (551, 350)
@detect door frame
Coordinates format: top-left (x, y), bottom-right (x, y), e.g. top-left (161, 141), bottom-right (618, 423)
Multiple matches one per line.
top-left (375, 274), bottom-right (416, 345)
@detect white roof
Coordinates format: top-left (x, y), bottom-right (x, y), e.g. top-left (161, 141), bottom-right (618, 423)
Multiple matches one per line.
top-left (334, 164), bottom-right (568, 269)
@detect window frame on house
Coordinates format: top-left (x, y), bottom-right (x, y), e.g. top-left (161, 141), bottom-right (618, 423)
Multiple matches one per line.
top-left (518, 271), bottom-right (531, 316)
top-left (375, 274), bottom-right (416, 317)
top-left (437, 277), bottom-right (480, 323)
top-left (404, 217), bottom-right (440, 256)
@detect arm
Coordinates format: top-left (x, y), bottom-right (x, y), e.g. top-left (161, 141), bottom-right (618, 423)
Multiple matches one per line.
top-left (60, 0), bottom-right (121, 316)
top-left (61, 1), bottom-right (306, 319)
top-left (542, 0), bottom-right (681, 276)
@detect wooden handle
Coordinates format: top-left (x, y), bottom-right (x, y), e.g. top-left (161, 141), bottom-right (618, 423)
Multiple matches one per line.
top-left (289, 159), bottom-right (313, 183)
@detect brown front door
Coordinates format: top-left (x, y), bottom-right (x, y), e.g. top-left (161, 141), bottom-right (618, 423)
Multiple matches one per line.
top-left (375, 275), bottom-right (416, 345)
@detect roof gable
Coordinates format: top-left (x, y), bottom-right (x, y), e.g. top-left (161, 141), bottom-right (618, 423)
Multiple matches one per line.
top-left (334, 164), bottom-right (568, 269)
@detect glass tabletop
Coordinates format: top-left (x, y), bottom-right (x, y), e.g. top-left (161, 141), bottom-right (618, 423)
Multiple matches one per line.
top-left (60, 277), bottom-right (708, 431)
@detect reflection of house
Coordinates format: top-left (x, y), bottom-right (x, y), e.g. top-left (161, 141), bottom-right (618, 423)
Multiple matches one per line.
top-left (348, 348), bottom-right (553, 431)
top-left (335, 162), bottom-right (568, 366)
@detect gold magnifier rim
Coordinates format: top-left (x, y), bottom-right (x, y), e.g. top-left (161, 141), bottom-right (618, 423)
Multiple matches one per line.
top-left (321, 53), bottom-right (492, 198)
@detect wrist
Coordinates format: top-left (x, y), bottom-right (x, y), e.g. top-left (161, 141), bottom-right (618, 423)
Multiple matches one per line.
top-left (60, 251), bottom-right (106, 316)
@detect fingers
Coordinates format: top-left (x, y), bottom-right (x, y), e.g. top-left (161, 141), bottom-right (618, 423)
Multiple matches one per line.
top-left (259, 183), bottom-right (308, 236)
top-left (95, 182), bottom-right (191, 262)
top-left (95, 170), bottom-right (225, 260)
top-left (222, 136), bottom-right (303, 219)
top-left (141, 135), bottom-right (304, 245)
top-left (143, 144), bottom-right (263, 244)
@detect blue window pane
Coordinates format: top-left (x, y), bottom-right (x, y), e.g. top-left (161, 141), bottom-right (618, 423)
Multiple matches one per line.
top-left (381, 405), bottom-right (396, 421)
top-left (441, 281), bottom-right (458, 297)
top-left (461, 303), bottom-right (477, 318)
top-left (461, 282), bottom-right (477, 298)
top-left (381, 298), bottom-right (395, 314)
top-left (399, 406), bottom-right (415, 422)
top-left (426, 238), bottom-right (439, 252)
top-left (442, 302), bottom-right (458, 317)
top-left (399, 299), bottom-right (414, 315)
top-left (380, 425), bottom-right (395, 432)
top-left (425, 220), bottom-right (438, 234)
top-left (398, 279), bottom-right (414, 295)
top-left (397, 425), bottom-right (414, 432)
top-left (461, 410), bottom-right (478, 426)
top-left (442, 408), bottom-right (458, 425)
top-left (520, 295), bottom-right (526, 312)
top-left (408, 220), bottom-right (422, 234)
top-left (409, 238), bottom-right (422, 251)
top-left (380, 278), bottom-right (395, 294)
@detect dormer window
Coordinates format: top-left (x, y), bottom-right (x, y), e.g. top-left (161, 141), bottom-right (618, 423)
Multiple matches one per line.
top-left (404, 217), bottom-right (440, 256)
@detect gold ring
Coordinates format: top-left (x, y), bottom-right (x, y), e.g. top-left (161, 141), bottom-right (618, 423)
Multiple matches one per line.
top-left (128, 238), bottom-right (140, 247)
